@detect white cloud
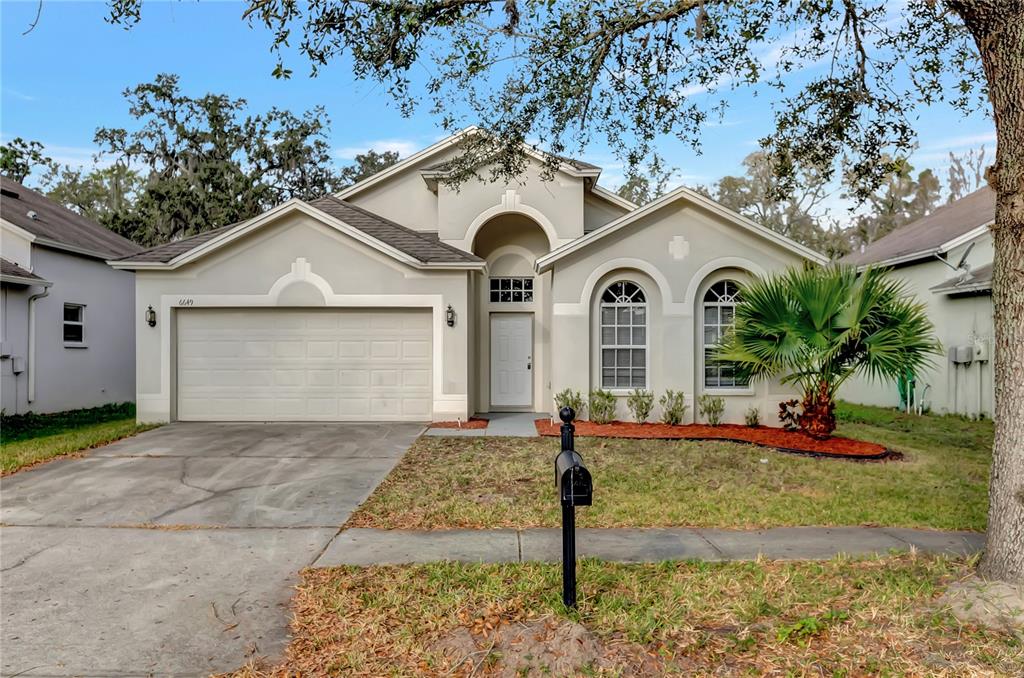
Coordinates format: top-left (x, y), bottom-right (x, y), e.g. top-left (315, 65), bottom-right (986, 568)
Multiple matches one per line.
top-left (334, 138), bottom-right (420, 160)
top-left (922, 131), bottom-right (996, 152)
top-left (4, 89), bottom-right (36, 102)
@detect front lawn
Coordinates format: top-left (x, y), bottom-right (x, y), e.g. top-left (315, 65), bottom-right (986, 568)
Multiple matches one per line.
top-left (347, 403), bottom-right (990, 531)
top-left (225, 554), bottom-right (1021, 676)
top-left (1, 403), bottom-right (158, 473)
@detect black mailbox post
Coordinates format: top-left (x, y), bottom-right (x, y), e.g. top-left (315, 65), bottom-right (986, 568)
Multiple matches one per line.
top-left (554, 406), bottom-right (591, 608)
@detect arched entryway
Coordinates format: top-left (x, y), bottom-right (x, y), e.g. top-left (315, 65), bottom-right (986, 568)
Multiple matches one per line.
top-left (471, 213), bottom-right (552, 413)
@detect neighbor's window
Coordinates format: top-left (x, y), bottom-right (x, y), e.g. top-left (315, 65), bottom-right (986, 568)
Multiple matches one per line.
top-left (703, 280), bottom-right (748, 388)
top-left (489, 277), bottom-right (534, 303)
top-left (63, 303), bottom-right (85, 346)
top-left (600, 281), bottom-right (646, 389)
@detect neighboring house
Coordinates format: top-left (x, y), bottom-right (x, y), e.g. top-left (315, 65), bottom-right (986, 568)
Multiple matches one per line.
top-left (1, 176), bottom-right (141, 415)
top-left (841, 187), bottom-right (995, 417)
top-left (112, 127), bottom-right (826, 424)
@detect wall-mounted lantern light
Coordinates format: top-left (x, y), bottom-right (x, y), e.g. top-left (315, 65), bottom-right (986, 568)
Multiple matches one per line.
top-left (445, 304), bottom-right (456, 327)
top-left (145, 305), bottom-right (157, 327)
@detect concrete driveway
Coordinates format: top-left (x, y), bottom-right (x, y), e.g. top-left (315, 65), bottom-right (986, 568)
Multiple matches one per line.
top-left (0, 422), bottom-right (421, 677)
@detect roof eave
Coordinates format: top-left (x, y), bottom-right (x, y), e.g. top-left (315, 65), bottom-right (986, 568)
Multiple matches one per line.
top-left (0, 274), bottom-right (52, 287)
top-left (932, 281), bottom-right (992, 295)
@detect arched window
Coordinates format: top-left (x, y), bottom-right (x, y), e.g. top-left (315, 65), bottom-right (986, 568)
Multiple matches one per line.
top-left (600, 281), bottom-right (647, 389)
top-left (703, 280), bottom-right (748, 388)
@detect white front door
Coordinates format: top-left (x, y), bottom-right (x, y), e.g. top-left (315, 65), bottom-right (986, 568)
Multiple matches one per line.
top-left (490, 313), bottom-right (533, 409)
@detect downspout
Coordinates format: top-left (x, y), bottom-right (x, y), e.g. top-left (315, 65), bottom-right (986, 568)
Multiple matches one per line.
top-left (27, 285), bottom-right (50, 403)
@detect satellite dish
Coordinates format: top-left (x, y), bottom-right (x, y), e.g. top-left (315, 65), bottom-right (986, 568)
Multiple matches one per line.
top-left (937, 241), bottom-right (975, 283)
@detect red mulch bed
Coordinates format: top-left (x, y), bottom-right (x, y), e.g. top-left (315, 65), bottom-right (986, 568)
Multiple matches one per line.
top-left (429, 417), bottom-right (489, 430)
top-left (533, 419), bottom-right (893, 460)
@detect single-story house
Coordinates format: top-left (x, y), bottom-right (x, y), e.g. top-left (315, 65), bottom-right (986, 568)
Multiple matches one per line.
top-left (840, 187), bottom-right (995, 417)
top-left (111, 127), bottom-right (827, 424)
top-left (1, 176), bottom-right (142, 415)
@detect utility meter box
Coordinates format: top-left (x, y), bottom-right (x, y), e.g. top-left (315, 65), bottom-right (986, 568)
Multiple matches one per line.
top-left (11, 356), bottom-right (26, 374)
top-left (951, 345), bottom-right (974, 365)
top-left (973, 339), bottom-right (990, 362)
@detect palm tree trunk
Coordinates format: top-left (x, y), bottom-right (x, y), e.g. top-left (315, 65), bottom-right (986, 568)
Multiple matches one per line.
top-left (800, 379), bottom-right (836, 439)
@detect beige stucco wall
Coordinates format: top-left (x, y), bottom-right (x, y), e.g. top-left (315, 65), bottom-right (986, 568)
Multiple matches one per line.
top-left (343, 150), bottom-right (598, 249)
top-left (548, 199), bottom-right (806, 424)
top-left (840, 233), bottom-right (995, 417)
top-left (133, 211), bottom-right (471, 423)
top-left (583, 192), bottom-right (629, 232)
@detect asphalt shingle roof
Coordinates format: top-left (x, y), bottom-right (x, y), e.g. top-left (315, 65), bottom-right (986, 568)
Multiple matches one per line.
top-left (112, 224), bottom-right (237, 264)
top-left (1, 257), bottom-right (50, 284)
top-left (1, 176), bottom-right (142, 259)
top-left (116, 197), bottom-right (482, 266)
top-left (308, 196), bottom-right (481, 264)
top-left (844, 186), bottom-right (994, 266)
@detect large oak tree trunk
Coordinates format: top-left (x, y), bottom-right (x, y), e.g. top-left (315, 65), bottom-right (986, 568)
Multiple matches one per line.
top-left (952, 0), bottom-right (1024, 584)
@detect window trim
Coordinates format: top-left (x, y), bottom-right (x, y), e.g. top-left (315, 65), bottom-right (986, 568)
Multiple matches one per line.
top-left (598, 280), bottom-right (649, 393)
top-left (700, 279), bottom-right (752, 394)
top-left (63, 302), bottom-right (87, 348)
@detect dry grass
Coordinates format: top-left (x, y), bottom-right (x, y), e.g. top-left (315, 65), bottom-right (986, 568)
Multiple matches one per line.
top-left (219, 554), bottom-right (1022, 677)
top-left (346, 417), bottom-right (989, 531)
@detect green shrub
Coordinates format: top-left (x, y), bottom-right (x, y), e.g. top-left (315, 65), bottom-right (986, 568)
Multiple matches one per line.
top-left (626, 389), bottom-right (654, 423)
top-left (588, 389), bottom-right (617, 424)
top-left (553, 388), bottom-right (586, 419)
top-left (744, 406), bottom-right (761, 427)
top-left (699, 394), bottom-right (725, 426)
top-left (659, 390), bottom-right (689, 425)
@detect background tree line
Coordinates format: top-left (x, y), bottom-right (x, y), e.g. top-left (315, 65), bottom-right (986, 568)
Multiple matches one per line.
top-left (616, 147), bottom-right (989, 259)
top-left (0, 74), bottom-right (398, 247)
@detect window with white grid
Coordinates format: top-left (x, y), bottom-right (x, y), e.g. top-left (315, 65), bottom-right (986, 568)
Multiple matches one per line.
top-left (599, 281), bottom-right (647, 389)
top-left (702, 280), bottom-right (748, 388)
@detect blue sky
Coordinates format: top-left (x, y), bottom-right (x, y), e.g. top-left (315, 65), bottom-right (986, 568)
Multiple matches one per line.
top-left (1, 1), bottom-right (996, 221)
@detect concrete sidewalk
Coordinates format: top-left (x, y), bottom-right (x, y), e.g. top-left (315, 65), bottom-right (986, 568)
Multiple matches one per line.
top-left (316, 526), bottom-right (985, 566)
top-left (424, 412), bottom-right (546, 437)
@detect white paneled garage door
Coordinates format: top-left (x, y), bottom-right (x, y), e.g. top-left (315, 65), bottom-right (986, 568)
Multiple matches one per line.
top-left (176, 308), bottom-right (432, 421)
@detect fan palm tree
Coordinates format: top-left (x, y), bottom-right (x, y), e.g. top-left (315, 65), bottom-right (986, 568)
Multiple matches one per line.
top-left (716, 265), bottom-right (941, 438)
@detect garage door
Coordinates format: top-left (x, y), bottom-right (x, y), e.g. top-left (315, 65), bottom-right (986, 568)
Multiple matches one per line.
top-left (176, 308), bottom-right (432, 421)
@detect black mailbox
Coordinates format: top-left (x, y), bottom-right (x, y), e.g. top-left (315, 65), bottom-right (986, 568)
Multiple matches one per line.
top-left (554, 449), bottom-right (592, 506)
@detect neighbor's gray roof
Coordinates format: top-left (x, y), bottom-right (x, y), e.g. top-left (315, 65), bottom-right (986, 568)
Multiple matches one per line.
top-left (1, 257), bottom-right (51, 285)
top-left (844, 186), bottom-right (994, 266)
top-left (930, 262), bottom-right (993, 295)
top-left (1, 176), bottom-right (142, 259)
top-left (116, 197), bottom-right (482, 266)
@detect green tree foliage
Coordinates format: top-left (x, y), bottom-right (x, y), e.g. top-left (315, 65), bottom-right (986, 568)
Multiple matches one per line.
top-left (946, 146), bottom-right (988, 202)
top-left (42, 164), bottom-right (144, 238)
top-left (709, 151), bottom-right (851, 258)
top-left (339, 149), bottom-right (400, 188)
top-left (615, 157), bottom-right (676, 206)
top-left (90, 74), bottom-right (342, 245)
top-left (717, 266), bottom-right (940, 438)
top-left (847, 159), bottom-right (941, 245)
top-left (0, 137), bottom-right (56, 182)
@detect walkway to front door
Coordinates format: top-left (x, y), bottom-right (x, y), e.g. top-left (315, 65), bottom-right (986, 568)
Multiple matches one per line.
top-left (490, 313), bottom-right (533, 409)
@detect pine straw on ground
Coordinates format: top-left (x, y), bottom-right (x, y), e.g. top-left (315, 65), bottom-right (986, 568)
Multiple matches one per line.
top-left (220, 554), bottom-right (1022, 677)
